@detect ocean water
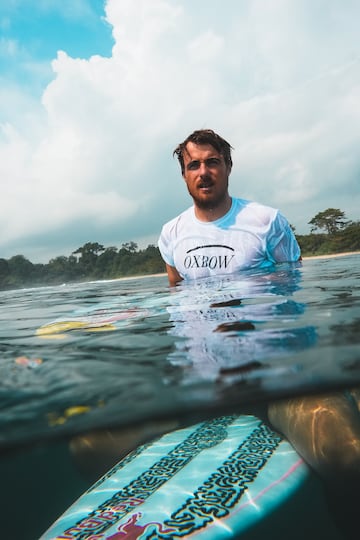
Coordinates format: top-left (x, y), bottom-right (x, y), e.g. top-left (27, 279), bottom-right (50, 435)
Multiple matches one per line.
top-left (1, 254), bottom-right (359, 538)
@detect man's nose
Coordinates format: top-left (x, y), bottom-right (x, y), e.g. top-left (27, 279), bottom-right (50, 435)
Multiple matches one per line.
top-left (198, 162), bottom-right (209, 176)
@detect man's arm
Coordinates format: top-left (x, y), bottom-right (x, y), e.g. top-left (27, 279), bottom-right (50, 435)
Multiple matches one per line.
top-left (166, 264), bottom-right (183, 287)
top-left (268, 212), bottom-right (302, 263)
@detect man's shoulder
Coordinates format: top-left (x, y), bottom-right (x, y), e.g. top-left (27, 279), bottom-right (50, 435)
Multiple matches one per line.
top-left (232, 198), bottom-right (278, 219)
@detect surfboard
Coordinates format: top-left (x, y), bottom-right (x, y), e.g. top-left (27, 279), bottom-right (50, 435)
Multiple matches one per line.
top-left (40, 414), bottom-right (310, 539)
top-left (36, 306), bottom-right (151, 338)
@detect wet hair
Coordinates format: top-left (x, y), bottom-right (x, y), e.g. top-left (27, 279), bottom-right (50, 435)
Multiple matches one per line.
top-left (173, 129), bottom-right (233, 174)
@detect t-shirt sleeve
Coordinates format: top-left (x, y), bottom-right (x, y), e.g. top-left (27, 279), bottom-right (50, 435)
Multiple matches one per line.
top-left (158, 224), bottom-right (175, 267)
top-left (266, 211), bottom-right (301, 262)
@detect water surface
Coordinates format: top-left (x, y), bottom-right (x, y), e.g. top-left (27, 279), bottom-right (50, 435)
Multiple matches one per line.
top-left (0, 254), bottom-right (359, 538)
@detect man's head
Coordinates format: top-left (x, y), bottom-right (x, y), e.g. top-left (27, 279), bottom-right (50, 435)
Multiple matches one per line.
top-left (173, 129), bottom-right (233, 175)
top-left (173, 129), bottom-right (233, 218)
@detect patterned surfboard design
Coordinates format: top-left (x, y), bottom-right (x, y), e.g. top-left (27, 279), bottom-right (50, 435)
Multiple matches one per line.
top-left (41, 415), bottom-right (308, 539)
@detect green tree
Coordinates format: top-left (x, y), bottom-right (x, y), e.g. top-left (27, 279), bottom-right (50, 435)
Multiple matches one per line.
top-left (72, 242), bottom-right (106, 277)
top-left (0, 258), bottom-right (10, 288)
top-left (73, 242), bottom-right (105, 261)
top-left (94, 247), bottom-right (118, 278)
top-left (47, 255), bottom-right (79, 282)
top-left (308, 208), bottom-right (349, 235)
top-left (338, 221), bottom-right (360, 251)
top-left (121, 241), bottom-right (138, 253)
top-left (7, 255), bottom-right (34, 281)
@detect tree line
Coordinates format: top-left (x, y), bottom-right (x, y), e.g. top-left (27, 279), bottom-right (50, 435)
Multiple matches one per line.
top-left (0, 242), bottom-right (165, 290)
top-left (0, 208), bottom-right (359, 291)
top-left (295, 208), bottom-right (360, 257)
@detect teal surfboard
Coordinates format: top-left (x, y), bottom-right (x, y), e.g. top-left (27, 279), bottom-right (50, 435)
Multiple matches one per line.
top-left (40, 415), bottom-right (309, 539)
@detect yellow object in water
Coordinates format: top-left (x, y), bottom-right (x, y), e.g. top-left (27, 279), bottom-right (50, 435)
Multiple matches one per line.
top-left (36, 320), bottom-right (117, 338)
top-left (47, 405), bottom-right (91, 426)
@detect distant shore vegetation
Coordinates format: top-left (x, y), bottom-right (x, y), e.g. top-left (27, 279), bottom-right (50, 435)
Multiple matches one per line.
top-left (1, 208), bottom-right (359, 291)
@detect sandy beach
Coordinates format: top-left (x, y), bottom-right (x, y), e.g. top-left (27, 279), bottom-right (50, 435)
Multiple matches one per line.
top-left (302, 251), bottom-right (360, 260)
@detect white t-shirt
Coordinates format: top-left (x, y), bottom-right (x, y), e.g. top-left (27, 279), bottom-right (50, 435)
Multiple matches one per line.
top-left (158, 197), bottom-right (300, 280)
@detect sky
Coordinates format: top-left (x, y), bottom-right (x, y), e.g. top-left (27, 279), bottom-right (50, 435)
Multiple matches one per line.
top-left (1, 0), bottom-right (359, 263)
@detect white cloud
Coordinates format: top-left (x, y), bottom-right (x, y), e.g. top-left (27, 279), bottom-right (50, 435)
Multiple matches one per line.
top-left (1, 0), bottom-right (360, 261)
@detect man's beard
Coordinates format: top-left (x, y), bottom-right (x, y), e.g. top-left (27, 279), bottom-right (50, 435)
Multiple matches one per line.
top-left (187, 179), bottom-right (229, 211)
top-left (191, 193), bottom-right (227, 210)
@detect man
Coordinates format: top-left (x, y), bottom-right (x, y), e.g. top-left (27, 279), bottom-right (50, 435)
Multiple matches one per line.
top-left (159, 129), bottom-right (360, 537)
top-left (158, 129), bottom-right (300, 287)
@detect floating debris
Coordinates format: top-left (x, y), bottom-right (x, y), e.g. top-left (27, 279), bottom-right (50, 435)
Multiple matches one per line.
top-left (15, 356), bottom-right (43, 368)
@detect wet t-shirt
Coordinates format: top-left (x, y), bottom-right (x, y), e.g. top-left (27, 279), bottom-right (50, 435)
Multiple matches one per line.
top-left (158, 198), bottom-right (301, 280)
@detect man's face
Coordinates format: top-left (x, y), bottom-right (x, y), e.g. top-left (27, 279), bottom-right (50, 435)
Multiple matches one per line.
top-left (182, 142), bottom-right (231, 210)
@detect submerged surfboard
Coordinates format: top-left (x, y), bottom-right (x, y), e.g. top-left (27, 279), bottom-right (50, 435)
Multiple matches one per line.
top-left (36, 306), bottom-right (151, 338)
top-left (41, 415), bottom-right (309, 539)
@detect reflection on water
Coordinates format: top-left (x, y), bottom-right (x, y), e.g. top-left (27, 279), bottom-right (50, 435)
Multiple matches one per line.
top-left (166, 264), bottom-right (316, 384)
top-left (0, 255), bottom-right (359, 538)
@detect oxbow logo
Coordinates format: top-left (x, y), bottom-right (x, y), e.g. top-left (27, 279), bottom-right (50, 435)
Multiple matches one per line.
top-left (184, 244), bottom-right (235, 270)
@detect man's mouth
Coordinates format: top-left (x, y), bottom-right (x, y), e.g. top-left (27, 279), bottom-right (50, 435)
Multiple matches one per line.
top-left (198, 180), bottom-right (213, 190)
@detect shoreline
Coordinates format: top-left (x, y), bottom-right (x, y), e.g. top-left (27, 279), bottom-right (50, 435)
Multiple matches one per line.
top-left (119, 251), bottom-right (360, 282)
top-left (5, 252), bottom-right (359, 291)
top-left (302, 251), bottom-right (360, 261)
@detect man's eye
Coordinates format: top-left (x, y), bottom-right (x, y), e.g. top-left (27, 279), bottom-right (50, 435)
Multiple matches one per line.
top-left (206, 158), bottom-right (221, 167)
top-left (187, 162), bottom-right (200, 170)
top-left (186, 158), bottom-right (221, 170)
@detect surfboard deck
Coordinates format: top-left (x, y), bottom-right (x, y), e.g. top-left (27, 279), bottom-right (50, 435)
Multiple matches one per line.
top-left (40, 414), bottom-right (310, 539)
